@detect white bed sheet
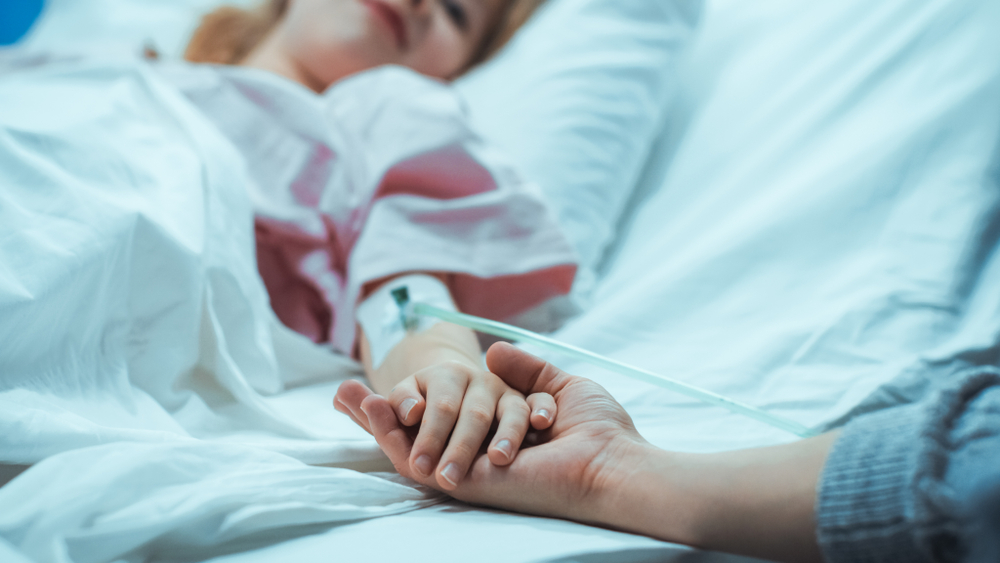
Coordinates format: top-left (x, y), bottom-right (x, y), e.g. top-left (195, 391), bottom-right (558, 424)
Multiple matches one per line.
top-left (3, 0), bottom-right (1000, 562)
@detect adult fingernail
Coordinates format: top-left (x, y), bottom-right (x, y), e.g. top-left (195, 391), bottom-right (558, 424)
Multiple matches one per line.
top-left (536, 409), bottom-right (551, 422)
top-left (441, 463), bottom-right (460, 487)
top-left (414, 455), bottom-right (433, 476)
top-left (400, 398), bottom-right (418, 422)
top-left (494, 439), bottom-right (512, 460)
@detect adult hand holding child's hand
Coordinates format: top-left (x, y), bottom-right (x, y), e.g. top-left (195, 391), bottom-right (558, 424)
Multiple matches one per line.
top-left (337, 342), bottom-right (652, 524)
top-left (334, 352), bottom-right (559, 491)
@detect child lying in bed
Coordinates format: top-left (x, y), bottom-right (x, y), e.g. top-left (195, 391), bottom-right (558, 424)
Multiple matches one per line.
top-left (177, 0), bottom-right (574, 490)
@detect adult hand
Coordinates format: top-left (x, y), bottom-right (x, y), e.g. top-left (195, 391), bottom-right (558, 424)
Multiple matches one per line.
top-left (352, 342), bottom-right (652, 524)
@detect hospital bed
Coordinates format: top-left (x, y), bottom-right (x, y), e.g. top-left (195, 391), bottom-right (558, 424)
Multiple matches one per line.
top-left (2, 0), bottom-right (999, 562)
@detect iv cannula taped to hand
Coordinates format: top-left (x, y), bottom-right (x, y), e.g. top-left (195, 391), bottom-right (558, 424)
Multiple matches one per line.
top-left (390, 286), bottom-right (817, 438)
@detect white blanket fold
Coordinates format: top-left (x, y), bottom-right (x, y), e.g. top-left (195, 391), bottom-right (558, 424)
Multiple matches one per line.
top-left (0, 61), bottom-right (433, 563)
top-left (0, 442), bottom-right (439, 563)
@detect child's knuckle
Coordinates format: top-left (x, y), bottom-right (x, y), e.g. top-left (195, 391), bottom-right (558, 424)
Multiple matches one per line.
top-left (450, 441), bottom-right (478, 459)
top-left (466, 405), bottom-right (494, 427)
top-left (437, 360), bottom-right (472, 377)
top-left (508, 400), bottom-right (530, 418)
top-left (434, 399), bottom-right (461, 419)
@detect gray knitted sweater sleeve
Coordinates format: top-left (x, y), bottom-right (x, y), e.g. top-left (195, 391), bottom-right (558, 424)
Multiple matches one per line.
top-left (816, 367), bottom-right (1000, 563)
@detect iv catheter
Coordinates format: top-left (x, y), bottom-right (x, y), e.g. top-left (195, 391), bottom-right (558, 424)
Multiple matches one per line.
top-left (391, 287), bottom-right (817, 439)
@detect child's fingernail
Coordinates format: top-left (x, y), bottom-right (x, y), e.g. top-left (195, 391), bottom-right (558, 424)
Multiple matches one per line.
top-left (414, 455), bottom-right (433, 476)
top-left (441, 463), bottom-right (460, 487)
top-left (536, 409), bottom-right (551, 422)
top-left (400, 398), bottom-right (418, 422)
top-left (494, 439), bottom-right (512, 460)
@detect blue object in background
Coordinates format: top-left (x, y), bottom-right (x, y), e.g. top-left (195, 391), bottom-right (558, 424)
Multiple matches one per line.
top-left (0, 0), bottom-right (45, 46)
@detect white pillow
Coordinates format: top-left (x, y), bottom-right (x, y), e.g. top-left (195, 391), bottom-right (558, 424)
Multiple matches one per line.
top-left (456, 0), bottom-right (703, 297)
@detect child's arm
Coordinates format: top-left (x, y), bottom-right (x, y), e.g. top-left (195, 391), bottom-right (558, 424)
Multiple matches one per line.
top-left (334, 273), bottom-right (556, 491)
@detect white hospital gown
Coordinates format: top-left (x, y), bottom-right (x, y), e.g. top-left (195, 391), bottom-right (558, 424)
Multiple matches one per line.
top-left (159, 64), bottom-right (578, 354)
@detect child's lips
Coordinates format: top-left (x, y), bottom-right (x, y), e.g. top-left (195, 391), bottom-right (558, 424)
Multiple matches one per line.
top-left (363, 0), bottom-right (408, 51)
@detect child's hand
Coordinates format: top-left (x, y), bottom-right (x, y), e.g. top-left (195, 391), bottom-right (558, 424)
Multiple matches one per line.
top-left (334, 361), bottom-right (556, 490)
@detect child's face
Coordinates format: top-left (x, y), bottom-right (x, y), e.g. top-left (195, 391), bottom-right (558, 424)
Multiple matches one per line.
top-left (278, 0), bottom-right (505, 88)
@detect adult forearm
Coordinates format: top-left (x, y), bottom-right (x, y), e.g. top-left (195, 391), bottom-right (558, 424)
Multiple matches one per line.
top-left (597, 433), bottom-right (839, 563)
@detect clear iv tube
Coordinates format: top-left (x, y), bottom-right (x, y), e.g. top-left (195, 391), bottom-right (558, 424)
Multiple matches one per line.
top-left (410, 302), bottom-right (817, 438)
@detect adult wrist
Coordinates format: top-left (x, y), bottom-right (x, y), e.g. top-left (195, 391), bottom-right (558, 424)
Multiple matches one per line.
top-left (589, 438), bottom-right (700, 544)
top-left (593, 434), bottom-right (837, 562)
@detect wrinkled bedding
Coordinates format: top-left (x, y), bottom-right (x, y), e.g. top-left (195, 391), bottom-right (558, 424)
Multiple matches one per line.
top-left (0, 61), bottom-right (444, 562)
top-left (2, 0), bottom-right (1000, 562)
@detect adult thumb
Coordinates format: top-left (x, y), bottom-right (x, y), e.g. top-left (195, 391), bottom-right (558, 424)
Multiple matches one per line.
top-left (485, 342), bottom-right (573, 397)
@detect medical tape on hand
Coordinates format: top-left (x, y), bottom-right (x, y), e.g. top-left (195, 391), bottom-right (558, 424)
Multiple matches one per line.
top-left (356, 274), bottom-right (457, 369)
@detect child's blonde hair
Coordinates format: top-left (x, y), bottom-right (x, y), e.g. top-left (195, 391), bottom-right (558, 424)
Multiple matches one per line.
top-left (184, 0), bottom-right (543, 72)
